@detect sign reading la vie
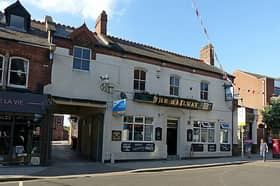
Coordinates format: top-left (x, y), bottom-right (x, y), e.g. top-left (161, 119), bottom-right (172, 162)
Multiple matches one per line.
top-left (134, 93), bottom-right (213, 111)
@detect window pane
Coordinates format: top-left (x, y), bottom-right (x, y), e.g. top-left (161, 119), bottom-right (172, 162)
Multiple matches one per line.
top-left (193, 128), bottom-right (200, 142)
top-left (0, 56), bottom-right (3, 69)
top-left (201, 128), bottom-right (207, 142)
top-left (135, 116), bottom-right (144, 123)
top-left (208, 129), bottom-right (215, 143)
top-left (170, 87), bottom-right (174, 95)
top-left (82, 49), bottom-right (90, 60)
top-left (0, 71), bottom-right (2, 83)
top-left (134, 80), bottom-right (139, 90)
top-left (170, 76), bottom-right (174, 84)
top-left (140, 81), bottom-right (145, 91)
top-left (11, 58), bottom-right (27, 72)
top-left (124, 116), bottom-right (133, 123)
top-left (10, 15), bottom-right (25, 29)
top-left (193, 121), bottom-right (200, 127)
top-left (140, 71), bottom-right (146, 80)
top-left (145, 117), bottom-right (153, 124)
top-left (144, 125), bottom-right (153, 141)
top-left (134, 70), bottom-right (139, 79)
top-left (220, 130), bottom-right (228, 143)
top-left (134, 124), bottom-right (143, 141)
top-left (81, 60), bottom-right (90, 71)
top-left (123, 124), bottom-right (133, 141)
top-left (10, 72), bottom-right (26, 86)
top-left (74, 47), bottom-right (82, 58)
top-left (174, 87), bottom-right (179, 96)
top-left (175, 77), bottom-right (179, 86)
top-left (73, 58), bottom-right (81, 69)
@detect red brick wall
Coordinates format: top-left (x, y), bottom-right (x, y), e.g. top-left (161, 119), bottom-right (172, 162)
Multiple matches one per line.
top-left (0, 38), bottom-right (52, 93)
top-left (52, 115), bottom-right (64, 141)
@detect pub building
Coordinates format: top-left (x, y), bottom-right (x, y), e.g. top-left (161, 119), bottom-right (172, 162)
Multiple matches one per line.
top-left (0, 1), bottom-right (53, 165)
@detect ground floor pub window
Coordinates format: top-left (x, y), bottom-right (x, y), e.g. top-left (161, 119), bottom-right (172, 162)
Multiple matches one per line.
top-left (220, 123), bottom-right (230, 144)
top-left (122, 116), bottom-right (153, 142)
top-left (193, 121), bottom-right (215, 143)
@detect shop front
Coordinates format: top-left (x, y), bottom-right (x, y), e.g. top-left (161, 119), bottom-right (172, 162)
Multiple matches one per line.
top-left (0, 91), bottom-right (51, 166)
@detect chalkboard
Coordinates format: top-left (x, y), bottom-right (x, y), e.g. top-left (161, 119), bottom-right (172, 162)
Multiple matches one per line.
top-left (191, 144), bottom-right (204, 152)
top-left (155, 127), bottom-right (162, 141)
top-left (187, 129), bottom-right (193, 142)
top-left (208, 144), bottom-right (216, 152)
top-left (121, 142), bottom-right (155, 152)
top-left (220, 144), bottom-right (231, 151)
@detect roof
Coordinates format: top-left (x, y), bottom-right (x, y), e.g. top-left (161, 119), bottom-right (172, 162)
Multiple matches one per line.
top-left (0, 8), bottom-right (230, 77)
top-left (100, 35), bottom-right (227, 76)
top-left (238, 70), bottom-right (279, 80)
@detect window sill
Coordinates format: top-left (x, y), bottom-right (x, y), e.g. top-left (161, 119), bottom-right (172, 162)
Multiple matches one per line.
top-left (72, 68), bottom-right (90, 73)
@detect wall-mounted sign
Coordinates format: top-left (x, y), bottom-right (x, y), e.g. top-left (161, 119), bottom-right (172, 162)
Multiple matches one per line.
top-left (187, 129), bottom-right (193, 142)
top-left (220, 144), bottom-right (231, 151)
top-left (121, 142), bottom-right (155, 152)
top-left (238, 107), bottom-right (246, 126)
top-left (112, 99), bottom-right (126, 117)
top-left (134, 93), bottom-right (213, 111)
top-left (208, 144), bottom-right (216, 152)
top-left (155, 127), bottom-right (162, 141)
top-left (191, 144), bottom-right (204, 152)
top-left (0, 91), bottom-right (49, 114)
top-left (225, 85), bottom-right (233, 101)
top-left (112, 130), bottom-right (122, 141)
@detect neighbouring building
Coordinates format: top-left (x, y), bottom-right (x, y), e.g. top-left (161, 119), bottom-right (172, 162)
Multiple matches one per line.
top-left (233, 70), bottom-right (280, 145)
top-left (44, 10), bottom-right (236, 161)
top-left (52, 115), bottom-right (65, 141)
top-left (0, 1), bottom-right (53, 165)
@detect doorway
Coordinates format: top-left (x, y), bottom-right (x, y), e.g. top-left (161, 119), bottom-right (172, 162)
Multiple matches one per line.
top-left (167, 119), bottom-right (178, 156)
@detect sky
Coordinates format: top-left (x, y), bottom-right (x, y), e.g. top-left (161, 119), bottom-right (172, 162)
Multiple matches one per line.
top-left (1, 0), bottom-right (280, 78)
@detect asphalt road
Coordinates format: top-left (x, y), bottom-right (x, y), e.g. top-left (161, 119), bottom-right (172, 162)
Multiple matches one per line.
top-left (2, 161), bottom-right (280, 186)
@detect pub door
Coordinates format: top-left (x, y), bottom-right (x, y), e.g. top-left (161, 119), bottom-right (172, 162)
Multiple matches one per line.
top-left (167, 119), bottom-right (178, 156)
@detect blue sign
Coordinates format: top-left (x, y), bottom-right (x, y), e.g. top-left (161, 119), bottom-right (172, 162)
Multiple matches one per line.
top-left (113, 99), bottom-right (126, 117)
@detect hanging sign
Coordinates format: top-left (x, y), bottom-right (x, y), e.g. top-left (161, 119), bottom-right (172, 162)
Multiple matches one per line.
top-left (112, 99), bottom-right (126, 117)
top-left (238, 107), bottom-right (246, 126)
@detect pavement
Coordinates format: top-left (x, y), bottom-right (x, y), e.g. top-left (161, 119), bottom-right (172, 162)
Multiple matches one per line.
top-left (0, 141), bottom-right (275, 182)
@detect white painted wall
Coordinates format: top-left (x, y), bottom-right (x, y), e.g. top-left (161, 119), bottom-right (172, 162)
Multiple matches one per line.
top-left (45, 47), bottom-right (235, 161)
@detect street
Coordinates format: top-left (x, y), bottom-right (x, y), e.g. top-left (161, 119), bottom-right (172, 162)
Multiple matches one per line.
top-left (2, 161), bottom-right (280, 186)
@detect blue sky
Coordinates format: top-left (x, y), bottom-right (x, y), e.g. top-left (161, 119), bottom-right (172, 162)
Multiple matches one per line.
top-left (1, 0), bottom-right (279, 77)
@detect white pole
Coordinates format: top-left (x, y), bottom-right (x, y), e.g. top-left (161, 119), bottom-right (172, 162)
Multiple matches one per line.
top-left (241, 126), bottom-right (244, 159)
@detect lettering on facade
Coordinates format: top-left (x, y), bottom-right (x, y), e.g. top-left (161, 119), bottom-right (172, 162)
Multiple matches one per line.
top-left (0, 98), bottom-right (23, 105)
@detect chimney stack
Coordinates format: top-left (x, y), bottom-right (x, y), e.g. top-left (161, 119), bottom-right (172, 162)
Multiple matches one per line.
top-left (95, 11), bottom-right (107, 35)
top-left (200, 44), bottom-right (214, 66)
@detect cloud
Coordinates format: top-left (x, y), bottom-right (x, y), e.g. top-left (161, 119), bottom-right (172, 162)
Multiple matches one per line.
top-left (0, 0), bottom-right (12, 11)
top-left (21, 0), bottom-right (129, 20)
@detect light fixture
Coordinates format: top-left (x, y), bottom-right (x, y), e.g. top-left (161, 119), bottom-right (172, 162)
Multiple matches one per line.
top-left (49, 44), bottom-right (56, 61)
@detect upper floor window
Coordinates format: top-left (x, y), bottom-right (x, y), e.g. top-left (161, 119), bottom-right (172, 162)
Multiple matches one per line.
top-left (170, 76), bottom-right (179, 96)
top-left (73, 46), bottom-right (90, 71)
top-left (0, 55), bottom-right (3, 84)
top-left (200, 82), bottom-right (209, 100)
top-left (10, 14), bottom-right (25, 31)
top-left (8, 57), bottom-right (29, 88)
top-left (134, 69), bottom-right (146, 91)
top-left (274, 80), bottom-right (280, 96)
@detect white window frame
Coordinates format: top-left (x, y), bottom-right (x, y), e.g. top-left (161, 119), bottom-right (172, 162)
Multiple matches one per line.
top-left (193, 121), bottom-right (215, 143)
top-left (220, 123), bottom-right (230, 144)
top-left (72, 46), bottom-right (91, 71)
top-left (170, 75), bottom-right (180, 96)
top-left (200, 81), bottom-right (209, 100)
top-left (8, 57), bottom-right (29, 89)
top-left (122, 115), bottom-right (154, 142)
top-left (0, 55), bottom-right (4, 85)
top-left (133, 68), bottom-right (146, 92)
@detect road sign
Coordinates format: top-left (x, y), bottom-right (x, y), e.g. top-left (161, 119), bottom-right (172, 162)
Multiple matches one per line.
top-left (238, 107), bottom-right (246, 126)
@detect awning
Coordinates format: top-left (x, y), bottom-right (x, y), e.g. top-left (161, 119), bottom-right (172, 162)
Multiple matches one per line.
top-left (52, 96), bottom-right (107, 109)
